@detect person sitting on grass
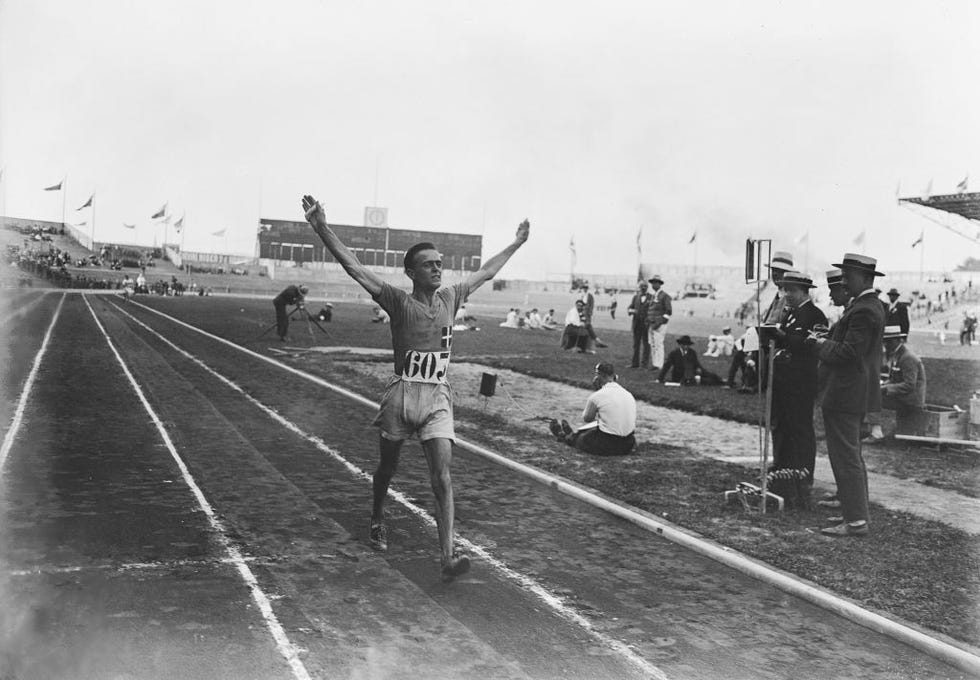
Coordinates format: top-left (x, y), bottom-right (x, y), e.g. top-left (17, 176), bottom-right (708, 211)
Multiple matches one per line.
top-left (499, 308), bottom-right (520, 328)
top-left (526, 308), bottom-right (543, 329)
top-left (657, 335), bottom-right (703, 385)
top-left (541, 309), bottom-right (559, 330)
top-left (560, 300), bottom-right (595, 353)
top-left (549, 362), bottom-right (636, 456)
top-left (704, 326), bottom-right (735, 357)
top-left (372, 306), bottom-right (390, 323)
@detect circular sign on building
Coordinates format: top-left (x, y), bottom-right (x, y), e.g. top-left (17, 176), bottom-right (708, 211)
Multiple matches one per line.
top-left (364, 207), bottom-right (388, 228)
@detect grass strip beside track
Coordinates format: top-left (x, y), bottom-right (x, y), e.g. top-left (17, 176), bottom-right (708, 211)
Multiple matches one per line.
top-left (127, 298), bottom-right (980, 674)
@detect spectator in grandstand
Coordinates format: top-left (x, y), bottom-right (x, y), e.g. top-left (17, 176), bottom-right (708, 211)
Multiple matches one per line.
top-left (561, 300), bottom-right (594, 353)
top-left (880, 325), bottom-right (926, 435)
top-left (499, 308), bottom-right (520, 328)
top-left (541, 308), bottom-right (559, 330)
top-left (273, 284), bottom-right (308, 341)
top-left (627, 280), bottom-right (652, 368)
top-left (811, 253), bottom-right (885, 537)
top-left (372, 306), bottom-right (390, 323)
top-left (883, 288), bottom-right (910, 336)
top-left (704, 326), bottom-right (735, 357)
top-left (769, 271), bottom-right (827, 487)
top-left (647, 275), bottom-right (672, 369)
top-left (548, 362), bottom-right (636, 456)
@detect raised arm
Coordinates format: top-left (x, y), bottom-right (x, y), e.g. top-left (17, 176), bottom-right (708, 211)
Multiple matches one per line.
top-left (464, 220), bottom-right (530, 293)
top-left (302, 195), bottom-right (384, 297)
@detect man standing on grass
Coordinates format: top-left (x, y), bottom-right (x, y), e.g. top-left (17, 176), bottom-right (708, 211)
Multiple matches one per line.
top-left (272, 283), bottom-right (309, 341)
top-left (809, 253), bottom-right (885, 537)
top-left (302, 194), bottom-right (529, 582)
top-left (646, 274), bottom-right (672, 370)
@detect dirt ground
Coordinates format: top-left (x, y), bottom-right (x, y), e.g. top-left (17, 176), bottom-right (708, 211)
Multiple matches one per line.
top-left (328, 356), bottom-right (980, 537)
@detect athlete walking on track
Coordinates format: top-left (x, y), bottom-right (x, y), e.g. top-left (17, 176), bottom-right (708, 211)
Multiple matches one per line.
top-left (302, 194), bottom-right (529, 581)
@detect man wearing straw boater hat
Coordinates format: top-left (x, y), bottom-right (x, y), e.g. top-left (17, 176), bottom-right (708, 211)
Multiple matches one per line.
top-left (646, 274), bottom-right (672, 370)
top-left (880, 324), bottom-right (926, 435)
top-left (769, 271), bottom-right (827, 497)
top-left (762, 250), bottom-right (795, 323)
top-left (808, 253), bottom-right (885, 537)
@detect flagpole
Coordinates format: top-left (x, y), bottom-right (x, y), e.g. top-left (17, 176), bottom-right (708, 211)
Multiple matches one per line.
top-left (61, 174), bottom-right (67, 231)
top-left (91, 191), bottom-right (96, 251)
top-left (920, 233), bottom-right (924, 282)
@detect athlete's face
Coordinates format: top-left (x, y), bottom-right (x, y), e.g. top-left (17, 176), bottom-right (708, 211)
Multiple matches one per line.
top-left (408, 248), bottom-right (443, 289)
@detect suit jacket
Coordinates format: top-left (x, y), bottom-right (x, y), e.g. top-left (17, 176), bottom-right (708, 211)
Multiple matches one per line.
top-left (762, 292), bottom-right (787, 324)
top-left (818, 290), bottom-right (885, 414)
top-left (648, 289), bottom-right (672, 329)
top-left (274, 285), bottom-right (305, 306)
top-left (658, 347), bottom-right (701, 383)
top-left (627, 292), bottom-right (651, 330)
top-left (773, 298), bottom-right (828, 397)
top-left (883, 300), bottom-right (910, 335)
top-left (882, 344), bottom-right (926, 409)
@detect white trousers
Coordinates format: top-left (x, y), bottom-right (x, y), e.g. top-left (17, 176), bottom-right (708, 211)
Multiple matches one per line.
top-left (648, 326), bottom-right (666, 368)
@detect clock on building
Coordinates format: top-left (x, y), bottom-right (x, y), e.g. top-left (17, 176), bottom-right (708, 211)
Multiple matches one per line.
top-left (364, 207), bottom-right (388, 228)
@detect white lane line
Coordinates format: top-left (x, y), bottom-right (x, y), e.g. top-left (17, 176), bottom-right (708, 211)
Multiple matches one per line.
top-left (0, 293), bottom-right (66, 472)
top-left (125, 299), bottom-right (980, 678)
top-left (7, 556), bottom-right (261, 576)
top-left (83, 297), bottom-right (312, 680)
top-left (113, 300), bottom-right (669, 679)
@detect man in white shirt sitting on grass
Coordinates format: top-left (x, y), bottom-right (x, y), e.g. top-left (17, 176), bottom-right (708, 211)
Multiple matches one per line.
top-left (549, 362), bottom-right (637, 456)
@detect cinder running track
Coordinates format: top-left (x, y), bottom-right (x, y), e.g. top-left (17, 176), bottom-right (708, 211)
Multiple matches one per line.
top-left (0, 292), bottom-right (970, 680)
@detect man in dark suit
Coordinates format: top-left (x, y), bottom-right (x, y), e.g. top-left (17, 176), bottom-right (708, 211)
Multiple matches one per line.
top-left (657, 335), bottom-right (702, 385)
top-left (273, 284), bottom-right (309, 341)
top-left (762, 250), bottom-right (795, 323)
top-left (647, 274), bottom-right (673, 369)
top-left (810, 253), bottom-right (885, 537)
top-left (883, 288), bottom-right (910, 336)
top-left (627, 280), bottom-right (652, 368)
top-left (769, 271), bottom-right (827, 488)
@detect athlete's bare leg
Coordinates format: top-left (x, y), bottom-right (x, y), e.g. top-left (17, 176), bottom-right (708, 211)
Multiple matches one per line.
top-left (372, 435), bottom-right (402, 523)
top-left (421, 438), bottom-right (455, 564)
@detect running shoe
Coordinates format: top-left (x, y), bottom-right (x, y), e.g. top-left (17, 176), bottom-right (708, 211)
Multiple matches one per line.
top-left (441, 553), bottom-right (471, 583)
top-left (559, 419), bottom-right (574, 437)
top-left (548, 419), bottom-right (564, 438)
top-left (369, 522), bottom-right (388, 552)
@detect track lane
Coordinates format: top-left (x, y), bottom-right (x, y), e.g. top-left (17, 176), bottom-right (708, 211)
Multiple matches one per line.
top-left (94, 289), bottom-right (653, 678)
top-left (111, 297), bottom-right (971, 679)
top-left (0, 295), bottom-right (296, 680)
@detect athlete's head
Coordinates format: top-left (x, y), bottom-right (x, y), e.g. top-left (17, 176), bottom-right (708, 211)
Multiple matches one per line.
top-left (403, 242), bottom-right (442, 290)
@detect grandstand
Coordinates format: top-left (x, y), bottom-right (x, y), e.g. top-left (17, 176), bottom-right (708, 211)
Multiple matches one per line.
top-left (257, 218), bottom-right (482, 271)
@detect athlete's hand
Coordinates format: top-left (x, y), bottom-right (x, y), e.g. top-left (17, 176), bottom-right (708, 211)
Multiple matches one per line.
top-left (516, 219), bottom-right (530, 244)
top-left (302, 195), bottom-right (327, 229)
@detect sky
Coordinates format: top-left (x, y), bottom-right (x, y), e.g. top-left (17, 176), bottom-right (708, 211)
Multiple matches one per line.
top-left (1, 0), bottom-right (978, 280)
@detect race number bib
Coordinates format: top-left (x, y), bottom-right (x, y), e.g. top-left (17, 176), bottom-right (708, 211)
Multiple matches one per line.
top-left (401, 350), bottom-right (451, 384)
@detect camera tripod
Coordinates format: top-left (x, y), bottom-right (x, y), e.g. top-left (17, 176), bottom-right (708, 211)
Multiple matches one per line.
top-left (259, 304), bottom-right (330, 342)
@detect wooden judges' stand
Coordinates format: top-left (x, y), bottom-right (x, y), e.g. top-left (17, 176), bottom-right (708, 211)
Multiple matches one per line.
top-left (724, 239), bottom-right (786, 513)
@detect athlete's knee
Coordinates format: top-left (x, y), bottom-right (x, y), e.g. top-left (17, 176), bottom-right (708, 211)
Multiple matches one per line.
top-left (429, 466), bottom-right (452, 495)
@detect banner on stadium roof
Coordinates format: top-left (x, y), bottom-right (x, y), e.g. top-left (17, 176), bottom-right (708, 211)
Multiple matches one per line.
top-left (76, 194), bottom-right (94, 210)
top-left (43, 181), bottom-right (62, 191)
top-left (151, 202), bottom-right (167, 219)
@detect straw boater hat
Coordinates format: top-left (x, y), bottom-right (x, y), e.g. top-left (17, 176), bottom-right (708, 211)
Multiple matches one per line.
top-left (882, 325), bottom-right (906, 340)
top-left (825, 268), bottom-right (843, 287)
top-left (779, 270), bottom-right (816, 289)
top-left (766, 251), bottom-right (794, 271)
top-left (676, 335), bottom-right (694, 345)
top-left (832, 253), bottom-right (885, 277)
top-left (648, 274), bottom-right (664, 284)
top-left (887, 288), bottom-right (900, 297)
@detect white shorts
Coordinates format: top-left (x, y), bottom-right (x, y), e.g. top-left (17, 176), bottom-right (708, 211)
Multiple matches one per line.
top-left (373, 376), bottom-right (455, 442)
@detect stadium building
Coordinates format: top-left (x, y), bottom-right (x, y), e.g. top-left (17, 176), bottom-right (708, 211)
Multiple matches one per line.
top-left (256, 218), bottom-right (483, 271)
